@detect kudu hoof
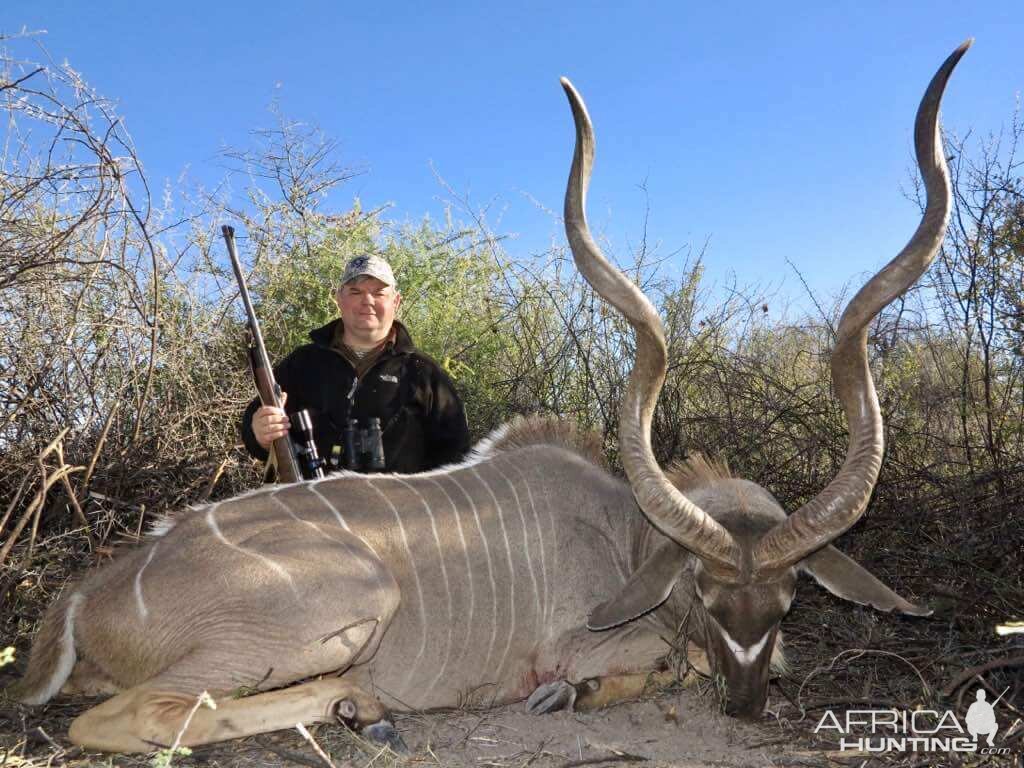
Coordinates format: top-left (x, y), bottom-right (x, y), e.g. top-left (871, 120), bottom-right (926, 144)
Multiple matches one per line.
top-left (335, 698), bottom-right (358, 721)
top-left (363, 719), bottom-right (408, 753)
top-left (526, 680), bottom-right (577, 714)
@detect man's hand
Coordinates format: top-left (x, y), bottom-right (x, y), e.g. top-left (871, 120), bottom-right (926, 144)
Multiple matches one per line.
top-left (253, 392), bottom-right (290, 450)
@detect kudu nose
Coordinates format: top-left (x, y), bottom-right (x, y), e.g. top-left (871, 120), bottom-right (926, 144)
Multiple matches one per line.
top-left (723, 688), bottom-right (768, 720)
top-left (724, 702), bottom-right (764, 720)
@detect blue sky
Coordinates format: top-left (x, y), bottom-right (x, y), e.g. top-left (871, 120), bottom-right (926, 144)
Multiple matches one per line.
top-left (3, 2), bottom-right (1022, 308)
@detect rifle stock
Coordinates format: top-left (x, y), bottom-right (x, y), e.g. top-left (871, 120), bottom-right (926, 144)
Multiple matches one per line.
top-left (249, 343), bottom-right (302, 483)
top-left (223, 225), bottom-right (303, 483)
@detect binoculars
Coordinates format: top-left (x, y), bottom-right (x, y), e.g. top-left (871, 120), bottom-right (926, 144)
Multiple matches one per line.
top-left (341, 417), bottom-right (386, 472)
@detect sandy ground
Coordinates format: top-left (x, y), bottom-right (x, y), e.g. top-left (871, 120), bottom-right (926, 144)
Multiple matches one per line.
top-left (385, 690), bottom-right (797, 768)
top-left (1, 683), bottom-right (827, 768)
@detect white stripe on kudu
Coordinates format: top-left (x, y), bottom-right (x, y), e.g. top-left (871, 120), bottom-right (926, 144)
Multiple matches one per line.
top-left (366, 480), bottom-right (428, 690)
top-left (394, 477), bottom-right (455, 696)
top-left (506, 458), bottom-right (550, 632)
top-left (205, 505), bottom-right (296, 593)
top-left (503, 460), bottom-right (552, 634)
top-left (491, 461), bottom-right (541, 630)
top-left (427, 475), bottom-right (477, 671)
top-left (470, 466), bottom-right (517, 682)
top-left (271, 492), bottom-right (375, 575)
top-left (307, 483), bottom-right (352, 531)
top-left (508, 455), bottom-right (558, 629)
top-left (308, 483), bottom-right (380, 552)
top-left (447, 471), bottom-right (498, 672)
top-left (134, 542), bottom-right (158, 621)
top-left (308, 482), bottom-right (383, 560)
top-left (512, 456), bottom-right (561, 630)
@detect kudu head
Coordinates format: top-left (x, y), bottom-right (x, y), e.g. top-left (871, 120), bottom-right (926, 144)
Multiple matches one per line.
top-left (561, 41), bottom-right (970, 718)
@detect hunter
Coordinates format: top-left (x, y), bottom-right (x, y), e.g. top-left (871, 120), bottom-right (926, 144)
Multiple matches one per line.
top-left (242, 255), bottom-right (471, 475)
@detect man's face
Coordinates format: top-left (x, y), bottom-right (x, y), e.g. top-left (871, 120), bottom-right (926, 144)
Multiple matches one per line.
top-left (335, 276), bottom-right (401, 340)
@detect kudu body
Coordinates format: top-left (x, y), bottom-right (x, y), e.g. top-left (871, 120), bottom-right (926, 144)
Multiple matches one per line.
top-left (13, 43), bottom-right (967, 752)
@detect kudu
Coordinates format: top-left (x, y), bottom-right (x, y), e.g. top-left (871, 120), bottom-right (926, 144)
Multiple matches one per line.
top-left (12, 43), bottom-right (967, 752)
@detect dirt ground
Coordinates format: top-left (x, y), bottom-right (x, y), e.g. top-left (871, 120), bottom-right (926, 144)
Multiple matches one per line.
top-left (0, 682), bottom-right (831, 768)
top-left (2, 671), bottom-right (1020, 768)
top-left (384, 690), bottom-right (803, 768)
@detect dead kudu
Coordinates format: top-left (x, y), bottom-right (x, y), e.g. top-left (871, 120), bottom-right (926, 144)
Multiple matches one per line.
top-left (11, 43), bottom-right (968, 752)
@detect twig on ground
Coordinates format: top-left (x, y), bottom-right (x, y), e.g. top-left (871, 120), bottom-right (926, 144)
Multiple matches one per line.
top-left (943, 655), bottom-right (1024, 696)
top-left (294, 722), bottom-right (337, 768)
top-left (559, 754), bottom-right (648, 767)
top-left (794, 649), bottom-right (931, 717)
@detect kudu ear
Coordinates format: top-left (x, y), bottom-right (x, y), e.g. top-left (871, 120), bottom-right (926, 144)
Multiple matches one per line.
top-left (801, 545), bottom-right (931, 616)
top-left (588, 542), bottom-right (686, 630)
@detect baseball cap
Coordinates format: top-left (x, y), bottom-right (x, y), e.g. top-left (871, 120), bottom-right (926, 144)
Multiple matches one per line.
top-left (341, 255), bottom-right (396, 287)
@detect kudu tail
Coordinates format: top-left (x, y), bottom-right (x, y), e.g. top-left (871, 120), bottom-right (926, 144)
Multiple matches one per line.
top-left (10, 589), bottom-right (83, 705)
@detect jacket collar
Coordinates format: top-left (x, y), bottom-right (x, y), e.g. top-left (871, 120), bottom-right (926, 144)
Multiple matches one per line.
top-left (309, 318), bottom-right (416, 354)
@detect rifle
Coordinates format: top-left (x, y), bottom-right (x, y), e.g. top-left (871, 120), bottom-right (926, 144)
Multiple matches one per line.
top-left (222, 224), bottom-right (310, 483)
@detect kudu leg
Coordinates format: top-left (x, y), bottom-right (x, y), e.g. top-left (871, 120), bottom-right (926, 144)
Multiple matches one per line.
top-left (575, 669), bottom-right (693, 710)
top-left (61, 657), bottom-right (122, 698)
top-left (67, 677), bottom-right (388, 753)
top-left (528, 641), bottom-right (710, 714)
top-left (527, 670), bottom-right (695, 713)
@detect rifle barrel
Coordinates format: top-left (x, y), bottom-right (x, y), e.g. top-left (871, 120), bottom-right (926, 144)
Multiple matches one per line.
top-left (222, 225), bottom-right (301, 482)
top-left (223, 226), bottom-right (276, 395)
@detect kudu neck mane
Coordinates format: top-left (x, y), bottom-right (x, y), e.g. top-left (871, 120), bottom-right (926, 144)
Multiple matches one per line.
top-left (481, 415), bottom-right (607, 467)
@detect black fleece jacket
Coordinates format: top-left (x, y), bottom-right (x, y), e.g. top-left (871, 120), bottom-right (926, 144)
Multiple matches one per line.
top-left (241, 319), bottom-right (470, 474)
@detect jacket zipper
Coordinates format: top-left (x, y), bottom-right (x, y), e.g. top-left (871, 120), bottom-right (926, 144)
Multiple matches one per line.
top-left (328, 347), bottom-right (397, 416)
